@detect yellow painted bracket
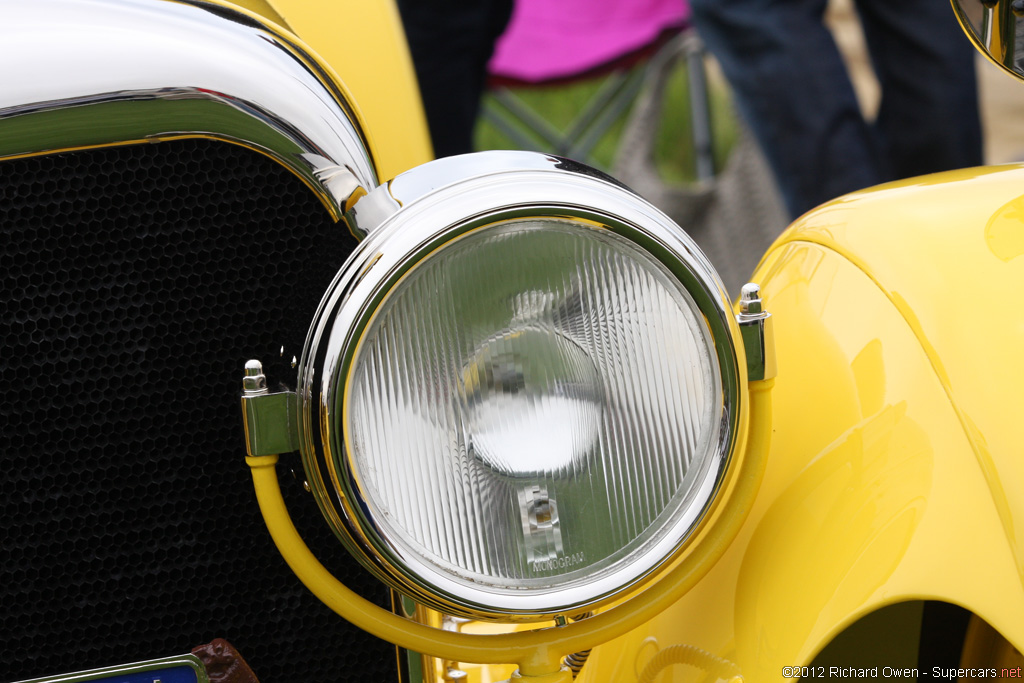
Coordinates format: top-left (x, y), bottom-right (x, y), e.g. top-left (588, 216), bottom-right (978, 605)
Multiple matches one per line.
top-left (246, 380), bottom-right (774, 676)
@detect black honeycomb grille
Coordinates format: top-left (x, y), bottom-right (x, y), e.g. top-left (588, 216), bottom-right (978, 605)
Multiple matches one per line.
top-left (0, 139), bottom-right (397, 683)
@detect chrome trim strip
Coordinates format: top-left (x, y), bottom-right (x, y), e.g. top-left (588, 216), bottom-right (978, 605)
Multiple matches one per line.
top-left (0, 0), bottom-right (378, 222)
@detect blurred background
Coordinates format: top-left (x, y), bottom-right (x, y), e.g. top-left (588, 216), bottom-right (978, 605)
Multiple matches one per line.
top-left (826, 0), bottom-right (1024, 165)
top-left (455, 0), bottom-right (1023, 295)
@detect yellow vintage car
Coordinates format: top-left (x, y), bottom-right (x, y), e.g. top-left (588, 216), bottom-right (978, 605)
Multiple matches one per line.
top-left (2, 1), bottom-right (1023, 682)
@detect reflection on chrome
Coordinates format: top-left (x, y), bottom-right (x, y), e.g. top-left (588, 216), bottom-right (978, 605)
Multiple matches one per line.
top-left (954, 0), bottom-right (1024, 78)
top-left (0, 0), bottom-right (377, 224)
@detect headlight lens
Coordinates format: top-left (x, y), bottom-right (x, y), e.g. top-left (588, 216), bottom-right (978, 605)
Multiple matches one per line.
top-left (299, 153), bottom-right (742, 618)
top-left (347, 218), bottom-right (720, 606)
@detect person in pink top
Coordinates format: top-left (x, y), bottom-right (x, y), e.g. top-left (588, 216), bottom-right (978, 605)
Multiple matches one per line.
top-left (400, 0), bottom-right (689, 158)
top-left (489, 0), bottom-right (689, 83)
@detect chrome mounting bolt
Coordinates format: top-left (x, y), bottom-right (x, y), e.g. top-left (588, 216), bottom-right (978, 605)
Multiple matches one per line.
top-left (736, 283), bottom-right (777, 382)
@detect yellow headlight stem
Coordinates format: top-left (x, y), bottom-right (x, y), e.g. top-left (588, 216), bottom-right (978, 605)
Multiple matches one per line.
top-left (246, 379), bottom-right (773, 677)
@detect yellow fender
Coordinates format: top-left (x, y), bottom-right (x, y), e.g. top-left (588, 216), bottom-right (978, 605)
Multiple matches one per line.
top-left (578, 165), bottom-right (1024, 681)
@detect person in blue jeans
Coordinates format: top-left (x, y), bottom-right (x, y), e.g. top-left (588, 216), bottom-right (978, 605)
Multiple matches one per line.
top-left (688, 0), bottom-right (983, 219)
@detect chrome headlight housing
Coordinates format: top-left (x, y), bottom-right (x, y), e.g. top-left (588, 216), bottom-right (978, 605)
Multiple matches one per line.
top-left (298, 152), bottom-right (743, 619)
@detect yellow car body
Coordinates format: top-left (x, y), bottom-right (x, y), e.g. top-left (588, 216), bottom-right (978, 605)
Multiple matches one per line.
top-left (4, 0), bottom-right (1023, 681)
top-left (579, 167), bottom-right (1024, 681)
top-left (243, 1), bottom-right (1024, 677)
top-left (365, 169), bottom-right (1024, 683)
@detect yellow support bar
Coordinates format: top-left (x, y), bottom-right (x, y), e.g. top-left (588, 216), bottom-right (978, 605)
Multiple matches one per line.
top-left (246, 379), bottom-right (773, 676)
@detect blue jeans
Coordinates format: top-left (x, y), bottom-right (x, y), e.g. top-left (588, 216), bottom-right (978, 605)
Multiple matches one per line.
top-left (689, 0), bottom-right (983, 218)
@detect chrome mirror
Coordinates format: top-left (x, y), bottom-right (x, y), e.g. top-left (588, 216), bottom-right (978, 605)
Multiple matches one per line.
top-left (953, 0), bottom-right (1024, 79)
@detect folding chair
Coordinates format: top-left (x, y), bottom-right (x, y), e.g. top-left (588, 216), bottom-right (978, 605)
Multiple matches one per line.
top-left (483, 0), bottom-right (715, 181)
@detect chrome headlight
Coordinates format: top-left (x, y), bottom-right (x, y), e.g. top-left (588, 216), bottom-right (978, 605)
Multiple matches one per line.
top-left (298, 152), bottom-right (743, 619)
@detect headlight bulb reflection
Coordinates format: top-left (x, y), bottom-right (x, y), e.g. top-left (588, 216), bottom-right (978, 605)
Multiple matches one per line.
top-left (460, 326), bottom-right (603, 477)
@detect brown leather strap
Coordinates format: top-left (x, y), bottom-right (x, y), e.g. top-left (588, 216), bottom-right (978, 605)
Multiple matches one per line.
top-left (191, 639), bottom-right (261, 683)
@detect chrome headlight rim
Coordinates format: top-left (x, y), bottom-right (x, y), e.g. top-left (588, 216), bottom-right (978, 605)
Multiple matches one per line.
top-left (297, 160), bottom-right (745, 619)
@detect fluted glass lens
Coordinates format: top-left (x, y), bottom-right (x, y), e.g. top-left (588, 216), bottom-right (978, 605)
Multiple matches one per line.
top-left (345, 219), bottom-right (722, 608)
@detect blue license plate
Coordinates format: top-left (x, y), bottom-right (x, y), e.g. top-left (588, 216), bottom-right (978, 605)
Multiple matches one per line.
top-left (13, 654), bottom-right (209, 683)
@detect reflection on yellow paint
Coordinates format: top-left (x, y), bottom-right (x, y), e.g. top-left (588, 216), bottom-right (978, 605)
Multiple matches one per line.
top-left (734, 402), bottom-right (931, 668)
top-left (985, 195), bottom-right (1024, 262)
top-left (850, 339), bottom-right (885, 417)
top-left (959, 412), bottom-right (1020, 587)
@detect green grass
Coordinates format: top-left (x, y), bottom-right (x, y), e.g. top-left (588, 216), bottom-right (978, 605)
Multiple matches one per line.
top-left (475, 59), bottom-right (740, 184)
